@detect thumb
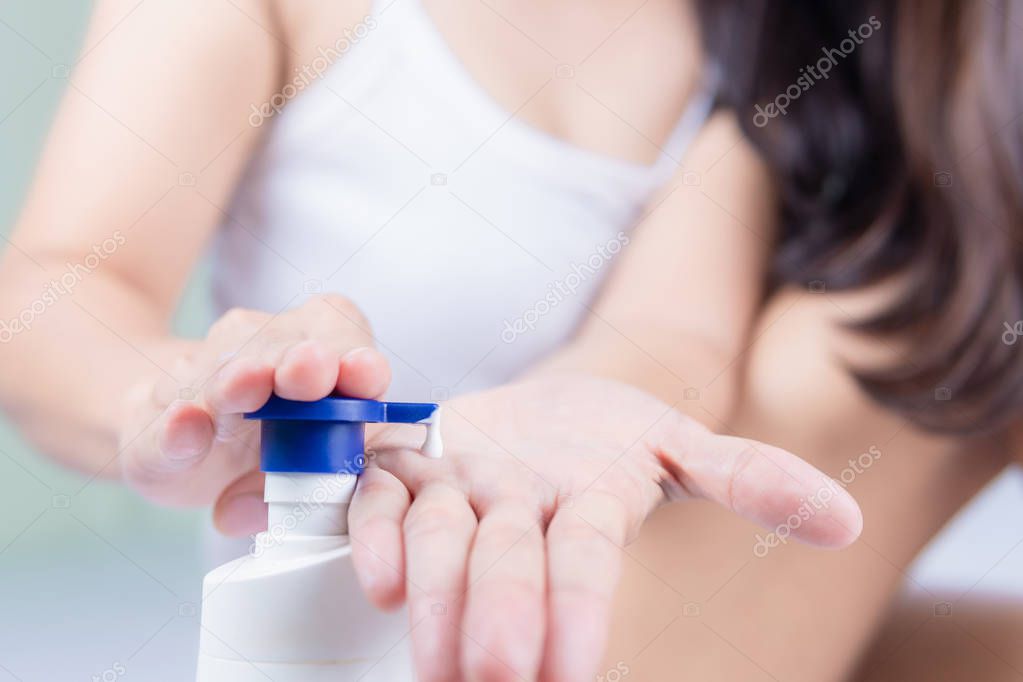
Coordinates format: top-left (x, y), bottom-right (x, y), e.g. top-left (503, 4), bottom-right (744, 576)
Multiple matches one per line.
top-left (214, 470), bottom-right (267, 537)
top-left (655, 420), bottom-right (863, 548)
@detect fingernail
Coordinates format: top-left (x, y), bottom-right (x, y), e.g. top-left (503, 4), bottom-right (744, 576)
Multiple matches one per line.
top-left (164, 429), bottom-right (207, 461)
top-left (339, 347), bottom-right (390, 399)
top-left (162, 405), bottom-right (213, 462)
top-left (340, 346), bottom-right (373, 362)
top-left (218, 493), bottom-right (268, 536)
top-left (285, 338), bottom-right (331, 363)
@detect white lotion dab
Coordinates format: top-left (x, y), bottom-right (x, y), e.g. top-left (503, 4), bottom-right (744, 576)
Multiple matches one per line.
top-left (422, 408), bottom-right (443, 459)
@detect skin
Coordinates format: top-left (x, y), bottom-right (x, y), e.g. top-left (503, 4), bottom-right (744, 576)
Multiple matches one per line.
top-left (0, 0), bottom-right (1016, 680)
top-left (119, 296), bottom-right (393, 528)
top-left (854, 595), bottom-right (1023, 681)
top-left (353, 374), bottom-right (860, 681)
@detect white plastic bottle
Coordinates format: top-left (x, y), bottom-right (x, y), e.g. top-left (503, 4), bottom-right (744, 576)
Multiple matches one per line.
top-left (196, 396), bottom-right (441, 681)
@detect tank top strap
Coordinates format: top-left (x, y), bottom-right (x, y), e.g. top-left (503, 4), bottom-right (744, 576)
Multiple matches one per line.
top-left (649, 81), bottom-right (717, 179)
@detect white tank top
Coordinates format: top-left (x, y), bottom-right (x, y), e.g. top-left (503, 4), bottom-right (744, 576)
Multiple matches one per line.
top-left (212, 0), bottom-right (713, 401)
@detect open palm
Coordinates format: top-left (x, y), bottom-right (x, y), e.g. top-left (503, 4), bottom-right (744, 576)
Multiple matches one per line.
top-left (350, 373), bottom-right (862, 682)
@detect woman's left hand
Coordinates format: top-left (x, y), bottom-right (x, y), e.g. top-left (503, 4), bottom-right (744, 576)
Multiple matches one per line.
top-left (349, 373), bottom-right (862, 682)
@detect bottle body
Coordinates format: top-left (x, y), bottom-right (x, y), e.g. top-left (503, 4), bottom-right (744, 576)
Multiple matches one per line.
top-left (196, 472), bottom-right (414, 681)
top-left (196, 535), bottom-right (414, 681)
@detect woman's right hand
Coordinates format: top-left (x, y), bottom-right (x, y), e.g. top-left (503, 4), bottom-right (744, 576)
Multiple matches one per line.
top-left (117, 294), bottom-right (390, 536)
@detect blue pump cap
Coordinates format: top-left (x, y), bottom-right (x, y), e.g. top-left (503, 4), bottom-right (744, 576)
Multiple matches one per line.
top-left (245, 395), bottom-right (439, 474)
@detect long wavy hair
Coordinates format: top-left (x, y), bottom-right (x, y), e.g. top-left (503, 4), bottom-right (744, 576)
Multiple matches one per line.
top-left (696, 1), bottom-right (1023, 434)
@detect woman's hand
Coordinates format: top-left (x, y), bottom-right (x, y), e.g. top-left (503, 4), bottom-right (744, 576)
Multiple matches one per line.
top-left (350, 373), bottom-right (863, 682)
top-left (118, 294), bottom-right (390, 535)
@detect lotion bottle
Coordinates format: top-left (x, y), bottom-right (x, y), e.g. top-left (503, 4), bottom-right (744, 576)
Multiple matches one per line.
top-left (196, 395), bottom-right (441, 681)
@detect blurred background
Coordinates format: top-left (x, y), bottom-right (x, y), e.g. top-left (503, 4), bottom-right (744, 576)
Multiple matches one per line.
top-left (0, 4), bottom-right (1020, 681)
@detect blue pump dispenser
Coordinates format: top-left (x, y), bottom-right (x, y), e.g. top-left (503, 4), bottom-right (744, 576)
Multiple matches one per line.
top-left (245, 395), bottom-right (440, 474)
top-left (197, 394), bottom-right (436, 680)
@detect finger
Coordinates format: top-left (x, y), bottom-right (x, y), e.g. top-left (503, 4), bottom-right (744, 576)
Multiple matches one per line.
top-left (338, 346), bottom-right (391, 398)
top-left (205, 355), bottom-right (275, 415)
top-left (121, 399), bottom-right (219, 505)
top-left (133, 378), bottom-right (263, 510)
top-left (403, 483), bottom-right (477, 682)
top-left (214, 469), bottom-right (268, 536)
top-left (127, 397), bottom-right (213, 476)
top-left (541, 491), bottom-right (627, 682)
top-left (370, 437), bottom-right (452, 484)
top-left (462, 502), bottom-right (545, 682)
top-left (658, 420), bottom-right (863, 547)
top-left (298, 295), bottom-right (391, 397)
top-left (150, 348), bottom-right (201, 407)
top-left (349, 467), bottom-right (411, 609)
top-left (272, 338), bottom-right (341, 401)
top-left (159, 399), bottom-right (215, 463)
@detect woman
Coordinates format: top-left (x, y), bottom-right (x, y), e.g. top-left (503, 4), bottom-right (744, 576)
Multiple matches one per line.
top-left (0, 0), bottom-right (861, 679)
top-left (0, 1), bottom-right (1014, 682)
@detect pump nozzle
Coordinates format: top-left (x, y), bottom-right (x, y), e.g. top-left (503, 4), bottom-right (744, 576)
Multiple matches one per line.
top-left (245, 395), bottom-right (441, 474)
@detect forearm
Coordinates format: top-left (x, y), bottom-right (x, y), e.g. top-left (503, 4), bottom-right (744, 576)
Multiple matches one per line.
top-left (0, 0), bottom-right (289, 480)
top-left (0, 256), bottom-right (195, 477)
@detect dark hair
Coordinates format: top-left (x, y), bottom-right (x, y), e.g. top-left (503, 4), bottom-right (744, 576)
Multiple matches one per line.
top-left (696, 1), bottom-right (1023, 434)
